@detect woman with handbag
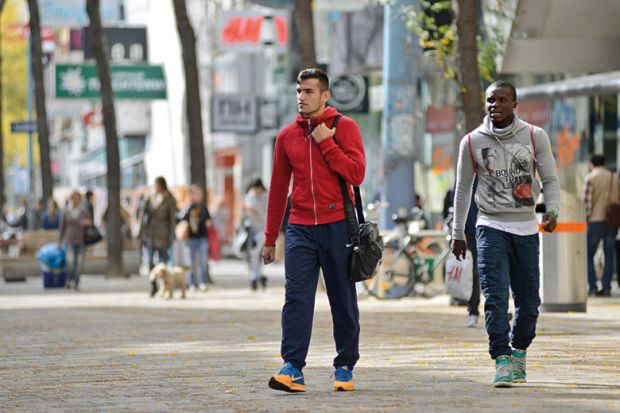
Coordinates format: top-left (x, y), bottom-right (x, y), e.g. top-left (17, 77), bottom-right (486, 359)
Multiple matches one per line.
top-left (58, 191), bottom-right (91, 290)
top-left (241, 178), bottom-right (268, 291)
top-left (138, 176), bottom-right (177, 297)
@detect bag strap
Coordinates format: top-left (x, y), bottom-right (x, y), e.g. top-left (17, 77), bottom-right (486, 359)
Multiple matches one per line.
top-left (467, 134), bottom-right (477, 176)
top-left (530, 125), bottom-right (536, 178)
top-left (330, 115), bottom-right (362, 247)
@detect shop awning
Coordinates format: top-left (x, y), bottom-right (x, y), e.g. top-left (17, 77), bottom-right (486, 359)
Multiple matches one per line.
top-left (517, 72), bottom-right (620, 100)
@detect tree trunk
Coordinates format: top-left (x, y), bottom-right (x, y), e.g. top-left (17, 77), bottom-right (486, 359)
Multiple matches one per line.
top-left (27, 0), bottom-right (53, 202)
top-left (456, 0), bottom-right (484, 133)
top-left (172, 0), bottom-right (207, 192)
top-left (86, 0), bottom-right (124, 277)
top-left (0, 0), bottom-right (6, 215)
top-left (294, 0), bottom-right (317, 68)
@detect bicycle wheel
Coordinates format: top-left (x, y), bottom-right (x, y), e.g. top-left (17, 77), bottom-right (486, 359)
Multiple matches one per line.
top-left (366, 244), bottom-right (416, 299)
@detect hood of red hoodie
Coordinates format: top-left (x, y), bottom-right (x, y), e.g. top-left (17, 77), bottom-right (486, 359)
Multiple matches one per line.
top-left (295, 106), bottom-right (341, 126)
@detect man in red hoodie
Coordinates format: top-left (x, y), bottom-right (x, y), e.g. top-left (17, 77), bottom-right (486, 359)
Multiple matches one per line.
top-left (262, 68), bottom-right (366, 393)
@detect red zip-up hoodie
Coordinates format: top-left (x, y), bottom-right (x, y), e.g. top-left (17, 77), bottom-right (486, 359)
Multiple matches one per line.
top-left (264, 106), bottom-right (366, 246)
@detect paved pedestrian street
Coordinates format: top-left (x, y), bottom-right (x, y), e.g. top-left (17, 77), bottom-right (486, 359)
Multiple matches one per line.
top-left (1, 260), bottom-right (619, 412)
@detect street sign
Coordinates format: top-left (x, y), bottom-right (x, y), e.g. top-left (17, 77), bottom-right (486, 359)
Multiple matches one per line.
top-left (55, 64), bottom-right (167, 99)
top-left (10, 121), bottom-right (38, 133)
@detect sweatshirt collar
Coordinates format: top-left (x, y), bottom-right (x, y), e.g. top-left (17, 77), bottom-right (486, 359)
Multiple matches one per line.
top-left (295, 106), bottom-right (341, 126)
top-left (480, 113), bottom-right (527, 139)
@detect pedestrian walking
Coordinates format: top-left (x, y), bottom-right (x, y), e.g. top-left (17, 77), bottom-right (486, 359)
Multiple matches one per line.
top-left (451, 81), bottom-right (560, 387)
top-left (262, 68), bottom-right (366, 393)
top-left (584, 154), bottom-right (619, 297)
top-left (241, 178), bottom-right (268, 291)
top-left (179, 184), bottom-right (212, 291)
top-left (138, 176), bottom-right (177, 297)
top-left (58, 191), bottom-right (91, 290)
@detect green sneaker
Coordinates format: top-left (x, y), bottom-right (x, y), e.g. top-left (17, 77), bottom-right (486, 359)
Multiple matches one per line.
top-left (511, 349), bottom-right (527, 383)
top-left (494, 355), bottom-right (513, 387)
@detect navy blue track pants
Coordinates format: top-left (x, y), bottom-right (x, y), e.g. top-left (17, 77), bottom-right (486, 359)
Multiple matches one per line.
top-left (281, 220), bottom-right (360, 371)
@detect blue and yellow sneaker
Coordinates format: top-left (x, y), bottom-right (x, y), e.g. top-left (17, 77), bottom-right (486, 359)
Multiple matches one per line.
top-left (268, 362), bottom-right (306, 393)
top-left (333, 366), bottom-right (355, 391)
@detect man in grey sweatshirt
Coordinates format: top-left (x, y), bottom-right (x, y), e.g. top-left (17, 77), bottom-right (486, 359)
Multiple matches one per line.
top-left (451, 81), bottom-right (560, 388)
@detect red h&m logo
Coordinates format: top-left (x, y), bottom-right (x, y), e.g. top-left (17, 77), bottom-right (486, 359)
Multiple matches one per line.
top-left (446, 267), bottom-right (463, 282)
top-left (221, 16), bottom-right (263, 45)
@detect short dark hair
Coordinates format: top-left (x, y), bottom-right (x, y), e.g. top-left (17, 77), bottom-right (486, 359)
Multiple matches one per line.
top-left (85, 190), bottom-right (94, 199)
top-left (590, 154), bottom-right (605, 167)
top-left (488, 80), bottom-right (517, 101)
top-left (297, 68), bottom-right (329, 92)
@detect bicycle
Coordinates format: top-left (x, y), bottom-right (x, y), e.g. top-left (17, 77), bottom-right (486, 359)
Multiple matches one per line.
top-left (357, 209), bottom-right (452, 299)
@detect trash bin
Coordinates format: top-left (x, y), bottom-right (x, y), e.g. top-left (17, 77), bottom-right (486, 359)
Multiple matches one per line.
top-left (539, 190), bottom-right (587, 312)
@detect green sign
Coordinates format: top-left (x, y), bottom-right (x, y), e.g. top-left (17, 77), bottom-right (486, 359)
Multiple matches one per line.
top-left (55, 64), bottom-right (167, 99)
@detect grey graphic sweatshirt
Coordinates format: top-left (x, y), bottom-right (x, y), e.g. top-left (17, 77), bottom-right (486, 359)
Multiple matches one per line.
top-left (452, 115), bottom-right (560, 241)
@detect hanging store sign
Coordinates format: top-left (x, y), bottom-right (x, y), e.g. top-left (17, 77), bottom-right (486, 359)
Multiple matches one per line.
top-left (55, 64), bottom-right (167, 99)
top-left (212, 95), bottom-right (258, 133)
top-left (82, 27), bottom-right (148, 62)
top-left (218, 11), bottom-right (288, 52)
top-left (328, 74), bottom-right (368, 113)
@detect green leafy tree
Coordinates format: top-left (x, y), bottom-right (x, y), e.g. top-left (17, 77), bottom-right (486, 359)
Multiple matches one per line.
top-left (403, 0), bottom-right (515, 131)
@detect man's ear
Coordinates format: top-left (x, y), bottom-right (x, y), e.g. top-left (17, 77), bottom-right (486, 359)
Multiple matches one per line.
top-left (322, 90), bottom-right (331, 102)
top-left (513, 101), bottom-right (518, 111)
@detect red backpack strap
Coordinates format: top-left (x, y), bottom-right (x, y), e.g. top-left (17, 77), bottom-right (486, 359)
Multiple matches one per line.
top-left (530, 125), bottom-right (536, 178)
top-left (467, 133), bottom-right (478, 176)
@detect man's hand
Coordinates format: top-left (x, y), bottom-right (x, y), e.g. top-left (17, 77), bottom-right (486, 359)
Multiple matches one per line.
top-left (451, 239), bottom-right (468, 261)
top-left (310, 122), bottom-right (336, 144)
top-left (262, 246), bottom-right (276, 265)
top-left (541, 213), bottom-right (557, 232)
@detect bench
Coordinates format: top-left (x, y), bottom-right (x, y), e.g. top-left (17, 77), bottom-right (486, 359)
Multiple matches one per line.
top-left (1, 230), bottom-right (140, 282)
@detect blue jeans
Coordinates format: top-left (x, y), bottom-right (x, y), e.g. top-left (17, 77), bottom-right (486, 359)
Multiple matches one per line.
top-left (282, 221), bottom-right (360, 371)
top-left (476, 226), bottom-right (541, 359)
top-left (186, 237), bottom-right (208, 287)
top-left (66, 244), bottom-right (85, 287)
top-left (587, 222), bottom-right (617, 291)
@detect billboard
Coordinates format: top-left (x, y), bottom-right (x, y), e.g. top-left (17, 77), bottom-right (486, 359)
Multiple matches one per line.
top-left (41, 0), bottom-right (121, 27)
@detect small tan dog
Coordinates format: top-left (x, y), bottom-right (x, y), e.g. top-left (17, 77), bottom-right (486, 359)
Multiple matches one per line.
top-left (148, 263), bottom-right (188, 299)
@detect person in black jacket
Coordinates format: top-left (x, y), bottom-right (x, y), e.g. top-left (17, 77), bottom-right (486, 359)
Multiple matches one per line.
top-left (180, 184), bottom-right (213, 291)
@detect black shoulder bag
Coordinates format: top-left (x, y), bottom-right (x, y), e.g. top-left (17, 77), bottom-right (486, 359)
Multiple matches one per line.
top-left (331, 116), bottom-right (384, 282)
